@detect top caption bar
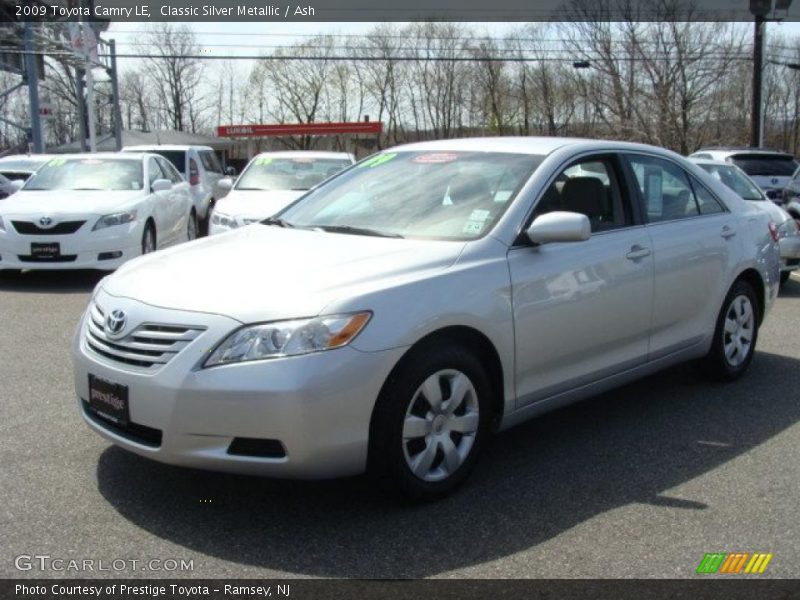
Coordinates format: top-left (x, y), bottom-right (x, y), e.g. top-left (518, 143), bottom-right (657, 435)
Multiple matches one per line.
top-left (5, 0), bottom-right (800, 22)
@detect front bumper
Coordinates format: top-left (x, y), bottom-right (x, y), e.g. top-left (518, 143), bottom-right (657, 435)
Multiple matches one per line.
top-left (0, 220), bottom-right (141, 270)
top-left (72, 290), bottom-right (405, 479)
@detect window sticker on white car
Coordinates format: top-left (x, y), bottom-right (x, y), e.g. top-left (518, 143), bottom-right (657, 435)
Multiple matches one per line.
top-left (358, 153), bottom-right (397, 169)
top-left (646, 172), bottom-right (663, 214)
top-left (254, 157), bottom-right (273, 166)
top-left (49, 158), bottom-right (67, 167)
top-left (462, 209), bottom-right (491, 234)
top-left (412, 153), bottom-right (458, 164)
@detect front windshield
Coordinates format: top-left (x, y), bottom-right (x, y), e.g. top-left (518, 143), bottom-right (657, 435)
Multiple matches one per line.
top-left (24, 158), bottom-right (144, 192)
top-left (277, 151), bottom-right (542, 240)
top-left (698, 164), bottom-right (764, 201)
top-left (236, 156), bottom-right (352, 192)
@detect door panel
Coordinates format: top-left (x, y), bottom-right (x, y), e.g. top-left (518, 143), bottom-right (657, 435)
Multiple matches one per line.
top-left (509, 229), bottom-right (654, 406)
top-left (623, 153), bottom-right (737, 357)
top-left (510, 154), bottom-right (654, 407)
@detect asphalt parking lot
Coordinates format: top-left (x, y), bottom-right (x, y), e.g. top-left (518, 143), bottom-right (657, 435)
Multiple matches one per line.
top-left (1, 270), bottom-right (799, 579)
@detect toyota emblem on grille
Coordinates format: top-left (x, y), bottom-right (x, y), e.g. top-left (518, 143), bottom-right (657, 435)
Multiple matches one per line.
top-left (105, 310), bottom-right (127, 337)
top-left (39, 216), bottom-right (53, 227)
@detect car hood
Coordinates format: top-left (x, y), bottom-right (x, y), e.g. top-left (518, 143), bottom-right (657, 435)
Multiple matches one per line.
top-left (102, 225), bottom-right (466, 323)
top-left (216, 189), bottom-right (305, 220)
top-left (0, 189), bottom-right (144, 216)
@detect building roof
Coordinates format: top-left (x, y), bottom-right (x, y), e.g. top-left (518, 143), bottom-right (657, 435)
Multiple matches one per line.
top-left (51, 129), bottom-right (233, 154)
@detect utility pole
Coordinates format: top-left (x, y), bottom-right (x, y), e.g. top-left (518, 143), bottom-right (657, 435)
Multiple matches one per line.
top-left (23, 21), bottom-right (44, 153)
top-left (108, 39), bottom-right (122, 151)
top-left (75, 66), bottom-right (88, 152)
top-left (83, 21), bottom-right (97, 153)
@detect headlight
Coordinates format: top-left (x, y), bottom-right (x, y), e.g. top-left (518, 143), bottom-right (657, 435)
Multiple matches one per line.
top-left (204, 312), bottom-right (372, 368)
top-left (210, 211), bottom-right (238, 229)
top-left (777, 218), bottom-right (800, 239)
top-left (93, 210), bottom-right (137, 231)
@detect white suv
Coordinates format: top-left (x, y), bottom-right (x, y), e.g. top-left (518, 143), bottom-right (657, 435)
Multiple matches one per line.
top-left (689, 147), bottom-right (799, 201)
top-left (122, 145), bottom-right (230, 226)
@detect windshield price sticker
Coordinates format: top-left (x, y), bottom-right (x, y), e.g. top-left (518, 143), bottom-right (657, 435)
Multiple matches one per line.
top-left (412, 153), bottom-right (459, 164)
top-left (254, 157), bottom-right (274, 166)
top-left (358, 153), bottom-right (398, 169)
top-left (48, 158), bottom-right (67, 167)
top-left (463, 209), bottom-right (492, 234)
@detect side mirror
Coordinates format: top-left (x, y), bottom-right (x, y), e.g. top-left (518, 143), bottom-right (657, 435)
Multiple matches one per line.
top-left (225, 166), bottom-right (236, 176)
top-left (10, 179), bottom-right (25, 192)
top-left (526, 211), bottom-right (591, 244)
top-left (151, 178), bottom-right (172, 193)
top-left (217, 178), bottom-right (233, 192)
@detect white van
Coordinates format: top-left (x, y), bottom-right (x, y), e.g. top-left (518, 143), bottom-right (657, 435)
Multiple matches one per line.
top-left (122, 145), bottom-right (231, 225)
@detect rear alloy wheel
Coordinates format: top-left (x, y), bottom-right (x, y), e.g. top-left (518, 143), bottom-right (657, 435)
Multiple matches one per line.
top-left (370, 344), bottom-right (492, 501)
top-left (141, 224), bottom-right (156, 255)
top-left (187, 211), bottom-right (197, 241)
top-left (702, 280), bottom-right (759, 381)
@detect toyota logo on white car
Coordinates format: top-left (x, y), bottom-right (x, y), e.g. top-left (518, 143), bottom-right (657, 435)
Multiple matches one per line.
top-left (105, 310), bottom-right (126, 337)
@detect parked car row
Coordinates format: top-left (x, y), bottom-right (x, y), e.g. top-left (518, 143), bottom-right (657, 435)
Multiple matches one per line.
top-left (0, 148), bottom-right (355, 273)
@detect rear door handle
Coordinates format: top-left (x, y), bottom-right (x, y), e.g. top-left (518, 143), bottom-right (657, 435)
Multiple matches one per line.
top-left (626, 245), bottom-right (652, 260)
top-left (721, 226), bottom-right (737, 239)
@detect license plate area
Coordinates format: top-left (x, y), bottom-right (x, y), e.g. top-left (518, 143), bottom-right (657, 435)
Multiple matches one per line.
top-left (88, 374), bottom-right (129, 427)
top-left (31, 242), bottom-right (60, 258)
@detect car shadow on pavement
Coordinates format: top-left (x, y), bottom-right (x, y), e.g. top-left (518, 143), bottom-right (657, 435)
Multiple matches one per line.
top-left (779, 275), bottom-right (800, 298)
top-left (0, 270), bottom-right (105, 294)
top-left (96, 351), bottom-right (800, 578)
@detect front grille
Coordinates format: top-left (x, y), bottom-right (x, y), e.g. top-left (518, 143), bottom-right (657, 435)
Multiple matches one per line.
top-left (18, 254), bottom-right (77, 263)
top-left (81, 399), bottom-right (163, 447)
top-left (84, 302), bottom-right (205, 370)
top-left (12, 220), bottom-right (85, 235)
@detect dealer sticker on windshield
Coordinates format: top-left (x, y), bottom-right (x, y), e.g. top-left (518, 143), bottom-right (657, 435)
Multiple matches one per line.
top-left (412, 153), bottom-right (458, 164)
top-left (462, 209), bottom-right (491, 235)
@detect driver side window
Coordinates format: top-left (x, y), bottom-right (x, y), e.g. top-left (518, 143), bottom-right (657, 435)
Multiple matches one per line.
top-left (534, 156), bottom-right (632, 233)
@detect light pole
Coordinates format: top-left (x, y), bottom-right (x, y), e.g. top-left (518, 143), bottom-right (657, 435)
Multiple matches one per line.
top-left (750, 0), bottom-right (793, 148)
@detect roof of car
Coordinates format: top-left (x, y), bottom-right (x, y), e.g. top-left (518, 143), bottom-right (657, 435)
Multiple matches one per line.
top-left (53, 152), bottom-right (153, 161)
top-left (689, 158), bottom-right (734, 166)
top-left (253, 151), bottom-right (354, 160)
top-left (123, 145), bottom-right (213, 152)
top-left (691, 147), bottom-right (795, 158)
top-left (390, 136), bottom-right (680, 156)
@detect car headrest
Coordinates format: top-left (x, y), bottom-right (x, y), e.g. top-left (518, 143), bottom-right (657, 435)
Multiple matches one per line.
top-left (560, 177), bottom-right (606, 218)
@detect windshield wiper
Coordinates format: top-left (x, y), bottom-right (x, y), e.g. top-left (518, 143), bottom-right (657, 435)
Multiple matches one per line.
top-left (261, 216), bottom-right (295, 228)
top-left (307, 224), bottom-right (404, 238)
top-left (72, 188), bottom-right (105, 191)
top-left (235, 187), bottom-right (270, 191)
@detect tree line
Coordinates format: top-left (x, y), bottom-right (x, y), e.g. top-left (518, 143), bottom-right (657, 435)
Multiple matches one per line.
top-left (2, 16), bottom-right (800, 157)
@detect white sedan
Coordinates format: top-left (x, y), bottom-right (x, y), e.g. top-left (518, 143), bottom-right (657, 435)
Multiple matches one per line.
top-left (209, 151), bottom-right (355, 235)
top-left (0, 153), bottom-right (195, 272)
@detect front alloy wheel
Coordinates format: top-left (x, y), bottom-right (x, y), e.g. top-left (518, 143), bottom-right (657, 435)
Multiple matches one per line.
top-left (402, 369), bottom-right (480, 482)
top-left (722, 295), bottom-right (754, 368)
top-left (370, 343), bottom-right (491, 501)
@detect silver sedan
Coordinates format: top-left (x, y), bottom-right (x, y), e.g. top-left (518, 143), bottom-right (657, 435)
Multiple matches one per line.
top-left (72, 137), bottom-right (780, 501)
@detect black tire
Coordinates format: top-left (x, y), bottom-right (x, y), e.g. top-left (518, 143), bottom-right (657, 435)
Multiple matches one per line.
top-left (369, 342), bottom-right (493, 501)
top-left (187, 210), bottom-right (197, 241)
top-left (702, 280), bottom-right (759, 381)
top-left (780, 271), bottom-right (791, 285)
top-left (141, 222), bottom-right (156, 255)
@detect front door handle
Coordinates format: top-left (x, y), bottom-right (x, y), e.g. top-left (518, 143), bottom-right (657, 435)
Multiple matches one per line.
top-left (721, 226), bottom-right (737, 239)
top-left (626, 245), bottom-right (652, 260)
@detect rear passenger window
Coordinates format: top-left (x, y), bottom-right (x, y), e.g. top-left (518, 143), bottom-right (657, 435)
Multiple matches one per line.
top-left (156, 157), bottom-right (182, 184)
top-left (627, 155), bottom-right (700, 223)
top-left (534, 156), bottom-right (631, 232)
top-left (690, 177), bottom-right (725, 214)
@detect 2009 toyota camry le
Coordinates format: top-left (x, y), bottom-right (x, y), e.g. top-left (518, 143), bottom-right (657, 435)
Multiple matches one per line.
top-left (72, 137), bottom-right (780, 500)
